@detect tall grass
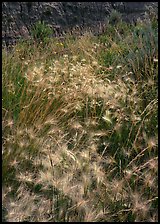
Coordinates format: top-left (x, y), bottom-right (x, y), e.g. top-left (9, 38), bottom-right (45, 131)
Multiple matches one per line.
top-left (2, 10), bottom-right (158, 222)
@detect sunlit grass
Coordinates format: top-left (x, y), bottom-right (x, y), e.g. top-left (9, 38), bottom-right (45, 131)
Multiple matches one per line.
top-left (2, 10), bottom-right (158, 222)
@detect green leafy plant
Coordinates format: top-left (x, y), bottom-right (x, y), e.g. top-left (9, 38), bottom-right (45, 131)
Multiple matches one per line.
top-left (108, 10), bottom-right (122, 25)
top-left (31, 20), bottom-right (53, 44)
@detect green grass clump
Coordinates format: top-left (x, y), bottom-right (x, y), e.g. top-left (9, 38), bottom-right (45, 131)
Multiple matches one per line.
top-left (2, 9), bottom-right (158, 222)
top-left (30, 20), bottom-right (54, 45)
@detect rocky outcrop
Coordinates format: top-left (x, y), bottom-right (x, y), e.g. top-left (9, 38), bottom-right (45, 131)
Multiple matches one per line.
top-left (2, 2), bottom-right (157, 46)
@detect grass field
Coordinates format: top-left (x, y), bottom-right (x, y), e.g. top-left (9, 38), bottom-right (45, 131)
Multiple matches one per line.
top-left (2, 9), bottom-right (158, 222)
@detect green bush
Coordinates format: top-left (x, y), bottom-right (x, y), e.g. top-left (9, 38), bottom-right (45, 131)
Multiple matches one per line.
top-left (108, 10), bottom-right (122, 25)
top-left (31, 21), bottom-right (53, 44)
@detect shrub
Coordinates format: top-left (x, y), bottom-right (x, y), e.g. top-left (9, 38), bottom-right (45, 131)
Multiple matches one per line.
top-left (30, 20), bottom-right (53, 44)
top-left (108, 10), bottom-right (122, 25)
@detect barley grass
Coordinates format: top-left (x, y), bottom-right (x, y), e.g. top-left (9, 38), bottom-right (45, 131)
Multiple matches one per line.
top-left (2, 9), bottom-right (158, 222)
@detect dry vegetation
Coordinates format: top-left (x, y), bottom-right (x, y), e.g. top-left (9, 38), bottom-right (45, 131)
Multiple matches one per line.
top-left (2, 8), bottom-right (158, 222)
